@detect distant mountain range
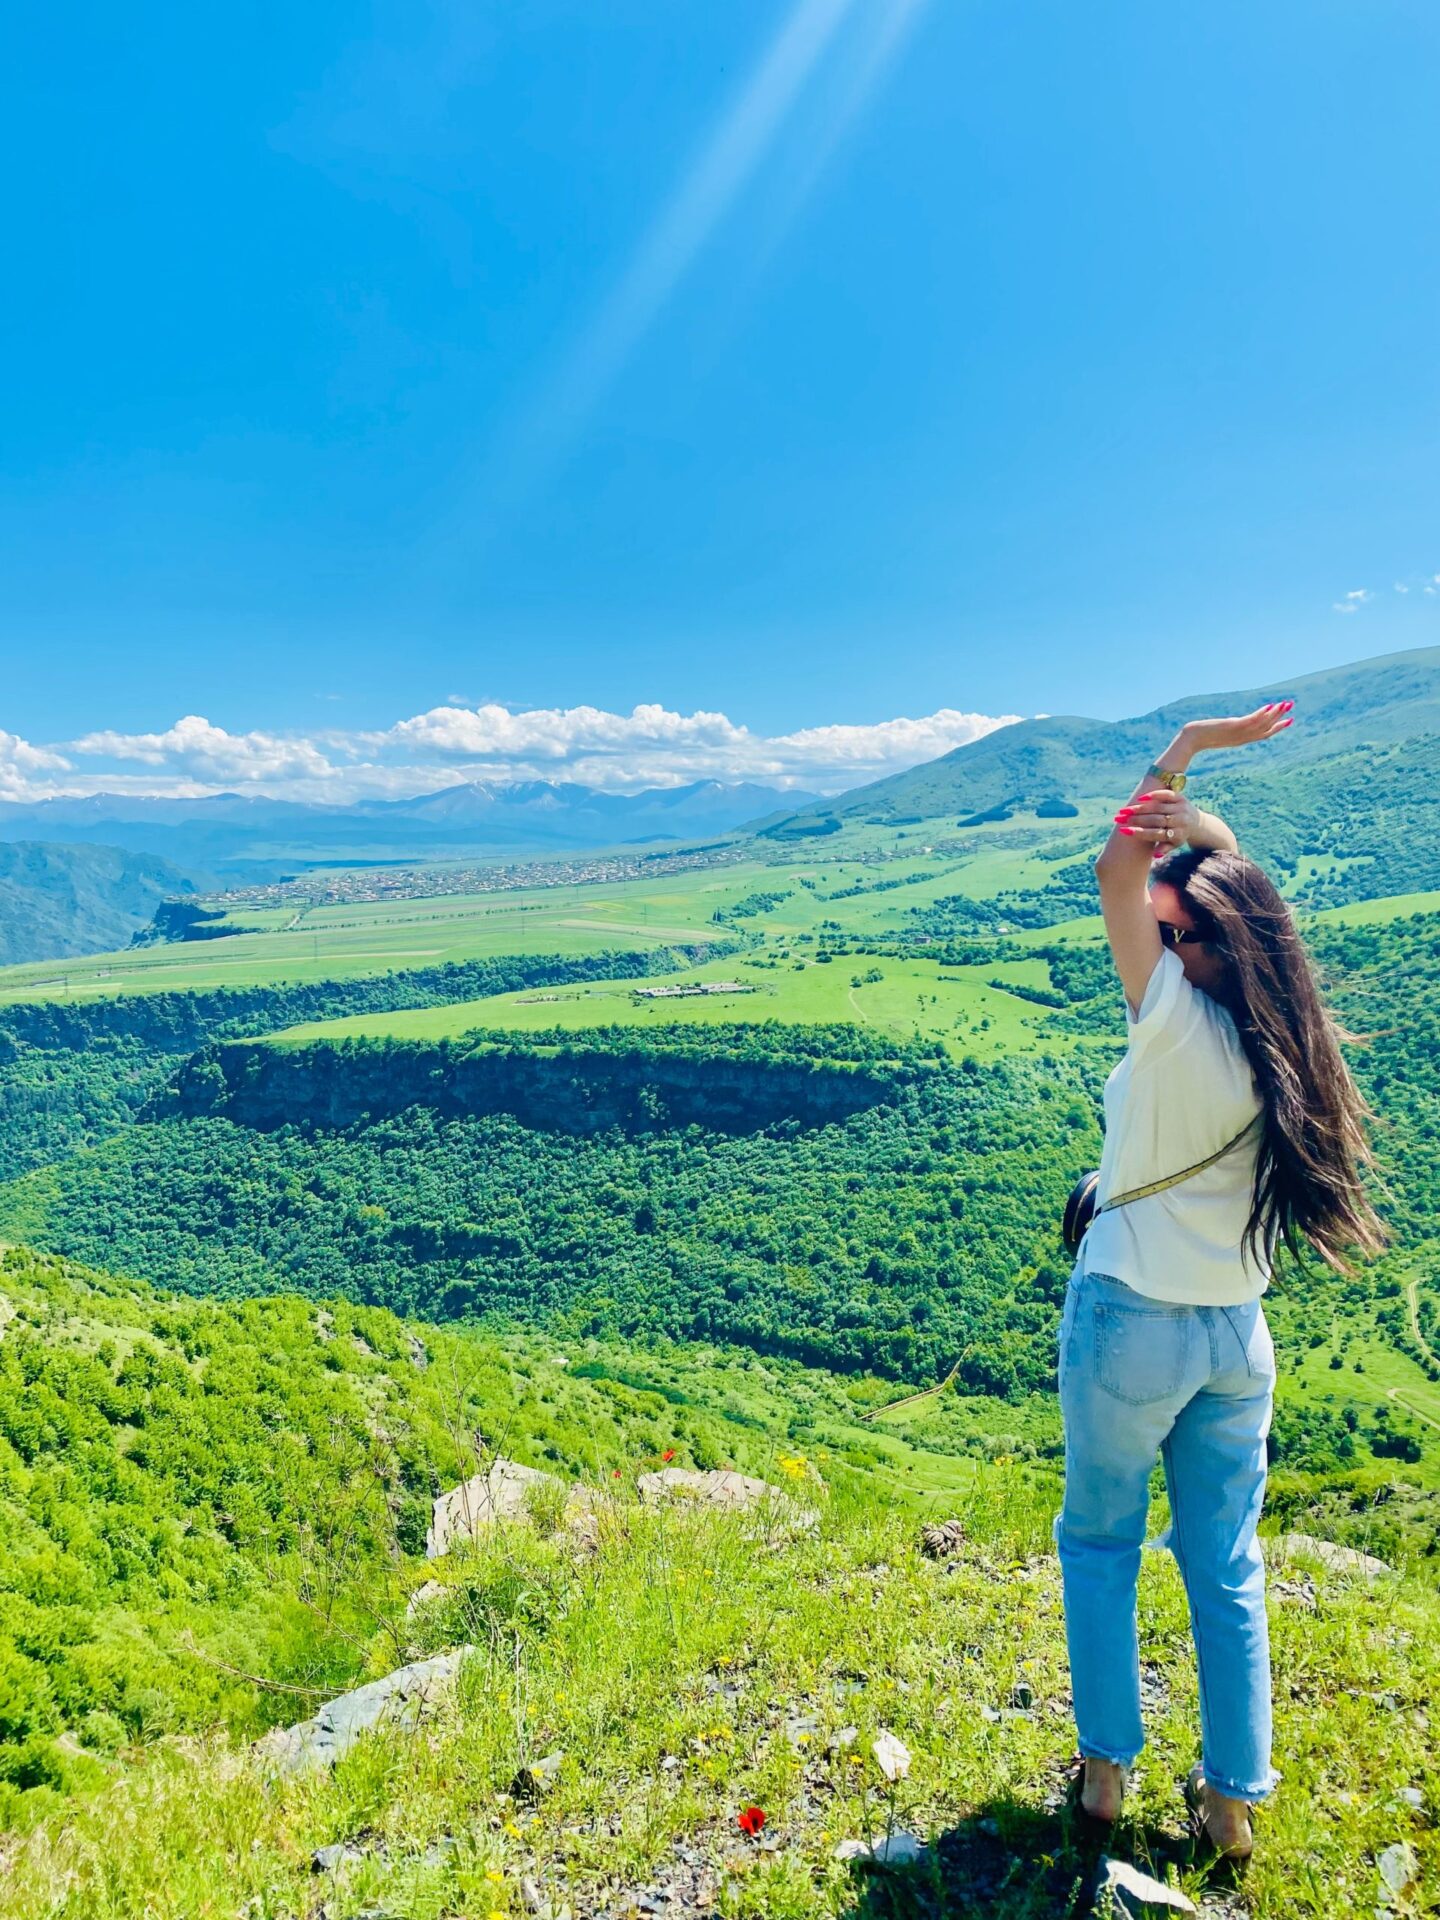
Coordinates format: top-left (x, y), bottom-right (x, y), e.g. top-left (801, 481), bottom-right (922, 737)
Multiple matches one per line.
top-left (753, 645), bottom-right (1440, 833)
top-left (5, 645), bottom-right (1437, 966)
top-left (0, 779), bottom-right (822, 878)
top-left (0, 842), bottom-right (198, 967)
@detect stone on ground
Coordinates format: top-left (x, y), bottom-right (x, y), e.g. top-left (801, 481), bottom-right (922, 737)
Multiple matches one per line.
top-left (255, 1647), bottom-right (472, 1774)
top-left (427, 1458), bottom-right (560, 1557)
top-left (833, 1830), bottom-right (926, 1867)
top-left (1265, 1532), bottom-right (1392, 1578)
top-left (634, 1466), bottom-right (815, 1533)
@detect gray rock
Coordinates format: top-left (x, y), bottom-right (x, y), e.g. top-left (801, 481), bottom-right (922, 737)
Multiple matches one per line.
top-left (1266, 1533), bottom-right (1393, 1579)
top-left (1099, 1857), bottom-right (1197, 1916)
top-left (403, 1578), bottom-right (445, 1620)
top-left (311, 1841), bottom-right (365, 1874)
top-left (520, 1873), bottom-right (572, 1917)
top-left (1377, 1841), bottom-right (1418, 1903)
top-left (428, 1459), bottom-right (560, 1558)
top-left (634, 1467), bottom-right (816, 1537)
top-left (256, 1647), bottom-right (473, 1774)
top-left (834, 1830), bottom-right (926, 1867)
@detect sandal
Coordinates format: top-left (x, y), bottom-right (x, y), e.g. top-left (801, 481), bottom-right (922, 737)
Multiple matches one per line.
top-left (1063, 1754), bottom-right (1123, 1832)
top-left (1184, 1765), bottom-right (1253, 1863)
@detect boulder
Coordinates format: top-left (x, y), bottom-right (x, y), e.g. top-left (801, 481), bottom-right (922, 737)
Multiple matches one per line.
top-left (634, 1467), bottom-right (814, 1533)
top-left (256, 1646), bottom-right (473, 1774)
top-left (427, 1459), bottom-right (560, 1558)
top-left (1266, 1533), bottom-right (1393, 1579)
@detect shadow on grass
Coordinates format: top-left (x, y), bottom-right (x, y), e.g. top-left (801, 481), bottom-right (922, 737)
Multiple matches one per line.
top-left (835, 1790), bottom-right (1240, 1918)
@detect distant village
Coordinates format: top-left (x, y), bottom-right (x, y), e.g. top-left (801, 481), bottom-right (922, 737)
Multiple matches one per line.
top-left (199, 842), bottom-right (748, 912)
top-left (632, 980), bottom-right (755, 1000)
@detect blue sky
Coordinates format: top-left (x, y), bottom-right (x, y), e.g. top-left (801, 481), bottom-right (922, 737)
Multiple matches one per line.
top-left (3, 1), bottom-right (1438, 799)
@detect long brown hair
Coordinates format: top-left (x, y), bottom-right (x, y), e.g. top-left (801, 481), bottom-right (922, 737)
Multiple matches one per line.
top-left (1153, 846), bottom-right (1386, 1273)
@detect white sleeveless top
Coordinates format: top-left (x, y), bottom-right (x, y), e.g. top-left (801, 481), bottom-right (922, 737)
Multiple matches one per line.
top-left (1076, 947), bottom-right (1269, 1304)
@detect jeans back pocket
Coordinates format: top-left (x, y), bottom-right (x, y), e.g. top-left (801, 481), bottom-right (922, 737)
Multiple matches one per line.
top-left (1095, 1300), bottom-right (1194, 1406)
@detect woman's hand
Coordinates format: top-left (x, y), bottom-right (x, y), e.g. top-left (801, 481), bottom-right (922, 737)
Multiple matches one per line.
top-left (1114, 790), bottom-right (1200, 856)
top-left (1179, 701), bottom-right (1293, 754)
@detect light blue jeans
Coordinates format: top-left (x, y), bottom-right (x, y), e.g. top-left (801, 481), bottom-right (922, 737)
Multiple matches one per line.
top-left (1053, 1266), bottom-right (1282, 1802)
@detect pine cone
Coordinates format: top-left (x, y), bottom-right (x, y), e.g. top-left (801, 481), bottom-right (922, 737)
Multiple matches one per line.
top-left (921, 1519), bottom-right (966, 1560)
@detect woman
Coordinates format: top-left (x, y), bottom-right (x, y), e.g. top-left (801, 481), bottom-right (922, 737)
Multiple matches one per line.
top-left (1055, 700), bottom-right (1385, 1859)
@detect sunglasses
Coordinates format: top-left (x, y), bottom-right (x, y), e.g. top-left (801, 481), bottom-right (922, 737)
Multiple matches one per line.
top-left (1158, 922), bottom-right (1206, 948)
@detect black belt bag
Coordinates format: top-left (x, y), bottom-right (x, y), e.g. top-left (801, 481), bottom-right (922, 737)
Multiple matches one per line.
top-left (1062, 1116), bottom-right (1261, 1258)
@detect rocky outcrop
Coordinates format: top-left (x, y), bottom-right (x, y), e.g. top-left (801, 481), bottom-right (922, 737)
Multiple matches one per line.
top-left (1266, 1532), bottom-right (1393, 1579)
top-left (255, 1647), bottom-right (472, 1773)
top-left (635, 1467), bottom-right (816, 1535)
top-left (158, 1036), bottom-right (900, 1136)
top-left (427, 1459), bottom-right (560, 1558)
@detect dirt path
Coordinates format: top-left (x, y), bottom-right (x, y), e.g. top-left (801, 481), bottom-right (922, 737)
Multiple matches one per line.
top-left (1404, 1272), bottom-right (1439, 1371)
top-left (1386, 1387), bottom-right (1440, 1434)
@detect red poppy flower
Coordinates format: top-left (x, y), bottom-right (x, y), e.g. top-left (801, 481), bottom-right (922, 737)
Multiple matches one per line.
top-left (612, 1469), bottom-right (622, 1478)
top-left (662, 1449), bottom-right (676, 1462)
top-left (737, 1805), bottom-right (766, 1837)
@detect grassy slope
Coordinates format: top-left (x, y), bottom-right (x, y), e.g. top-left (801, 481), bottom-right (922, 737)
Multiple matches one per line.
top-left (3, 1426), bottom-right (1436, 1919)
top-left (0, 1260), bottom-right (1434, 1917)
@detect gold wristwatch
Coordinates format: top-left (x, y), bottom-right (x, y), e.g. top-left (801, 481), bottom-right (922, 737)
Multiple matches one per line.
top-left (1145, 762), bottom-right (1187, 792)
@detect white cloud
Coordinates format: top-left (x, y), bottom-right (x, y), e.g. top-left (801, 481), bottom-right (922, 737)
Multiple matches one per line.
top-left (0, 730), bottom-right (70, 802)
top-left (70, 715), bottom-right (337, 785)
top-left (374, 701), bottom-right (751, 764)
top-left (1333, 588), bottom-right (1373, 614)
top-left (0, 699), bottom-right (1023, 806)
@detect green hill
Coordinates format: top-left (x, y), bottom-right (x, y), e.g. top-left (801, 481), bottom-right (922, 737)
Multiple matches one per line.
top-left (757, 645), bottom-right (1440, 830)
top-left (0, 842), bottom-right (197, 967)
top-left (0, 1247), bottom-right (1436, 1918)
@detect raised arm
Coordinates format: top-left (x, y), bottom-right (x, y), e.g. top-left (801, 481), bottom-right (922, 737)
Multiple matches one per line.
top-left (1094, 702), bottom-right (1294, 1013)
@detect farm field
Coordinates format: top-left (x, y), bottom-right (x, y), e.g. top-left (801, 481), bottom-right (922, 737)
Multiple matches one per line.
top-left (0, 876), bottom-right (727, 1004)
top-left (269, 947), bottom-right (1093, 1060)
top-left (0, 815), bottom-right (1097, 1007)
top-left (1315, 888), bottom-right (1440, 926)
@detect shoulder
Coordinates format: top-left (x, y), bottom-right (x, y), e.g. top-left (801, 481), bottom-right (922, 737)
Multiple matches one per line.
top-left (1126, 951), bottom-right (1249, 1072)
top-left (1125, 949), bottom-right (1190, 1054)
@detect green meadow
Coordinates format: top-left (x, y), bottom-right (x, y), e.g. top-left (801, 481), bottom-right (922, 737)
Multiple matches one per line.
top-left (0, 811), bottom-right (1096, 1007)
top-left (269, 948), bottom-right (1087, 1062)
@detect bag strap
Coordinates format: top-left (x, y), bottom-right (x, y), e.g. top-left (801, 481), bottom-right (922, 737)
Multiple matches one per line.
top-left (1097, 1114), bottom-right (1261, 1217)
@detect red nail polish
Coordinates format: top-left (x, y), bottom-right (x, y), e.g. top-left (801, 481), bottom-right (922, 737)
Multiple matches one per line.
top-left (1119, 825), bottom-right (1135, 835)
